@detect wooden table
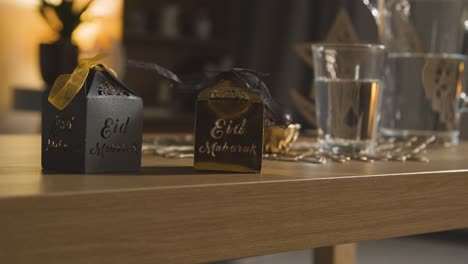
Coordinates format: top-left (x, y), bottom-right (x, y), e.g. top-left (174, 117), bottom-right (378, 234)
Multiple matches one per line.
top-left (1, 135), bottom-right (468, 264)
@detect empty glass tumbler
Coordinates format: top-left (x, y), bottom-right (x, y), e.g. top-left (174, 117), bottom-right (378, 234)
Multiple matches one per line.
top-left (312, 44), bottom-right (386, 155)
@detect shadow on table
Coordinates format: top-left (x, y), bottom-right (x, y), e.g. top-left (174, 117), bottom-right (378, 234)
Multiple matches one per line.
top-left (41, 166), bottom-right (236, 176)
top-left (142, 166), bottom-right (205, 175)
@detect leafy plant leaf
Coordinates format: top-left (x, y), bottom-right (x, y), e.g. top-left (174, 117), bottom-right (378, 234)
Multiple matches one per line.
top-left (37, 0), bottom-right (94, 41)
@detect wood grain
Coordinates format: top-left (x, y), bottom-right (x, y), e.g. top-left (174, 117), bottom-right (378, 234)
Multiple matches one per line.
top-left (315, 244), bottom-right (356, 264)
top-left (1, 135), bottom-right (468, 263)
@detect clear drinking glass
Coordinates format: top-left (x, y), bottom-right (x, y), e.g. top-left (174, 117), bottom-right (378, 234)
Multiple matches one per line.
top-left (368, 0), bottom-right (468, 145)
top-left (381, 53), bottom-right (468, 145)
top-left (368, 0), bottom-right (468, 54)
top-left (312, 43), bottom-right (386, 155)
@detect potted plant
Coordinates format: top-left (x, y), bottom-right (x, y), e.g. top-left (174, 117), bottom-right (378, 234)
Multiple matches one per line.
top-left (38, 0), bottom-right (93, 88)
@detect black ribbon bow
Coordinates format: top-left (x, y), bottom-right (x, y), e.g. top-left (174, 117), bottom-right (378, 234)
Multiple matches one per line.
top-left (128, 60), bottom-right (292, 127)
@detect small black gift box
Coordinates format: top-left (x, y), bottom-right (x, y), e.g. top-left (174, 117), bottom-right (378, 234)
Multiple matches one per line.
top-left (42, 61), bottom-right (143, 173)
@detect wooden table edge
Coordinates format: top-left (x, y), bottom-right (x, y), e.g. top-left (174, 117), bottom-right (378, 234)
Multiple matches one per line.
top-left (1, 169), bottom-right (468, 263)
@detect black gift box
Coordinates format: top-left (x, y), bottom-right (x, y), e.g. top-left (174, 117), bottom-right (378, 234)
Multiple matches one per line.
top-left (42, 67), bottom-right (143, 173)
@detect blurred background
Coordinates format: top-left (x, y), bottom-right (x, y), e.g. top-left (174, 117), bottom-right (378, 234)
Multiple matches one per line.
top-left (0, 0), bottom-right (123, 132)
top-left (1, 1), bottom-right (468, 262)
top-left (3, 0), bottom-right (468, 134)
top-left (0, 0), bottom-right (382, 133)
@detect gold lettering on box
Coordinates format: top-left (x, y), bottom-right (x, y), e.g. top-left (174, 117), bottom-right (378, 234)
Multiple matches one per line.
top-left (45, 115), bottom-right (77, 152)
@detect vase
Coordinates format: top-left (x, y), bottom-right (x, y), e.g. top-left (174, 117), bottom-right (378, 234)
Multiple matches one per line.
top-left (39, 40), bottom-right (79, 89)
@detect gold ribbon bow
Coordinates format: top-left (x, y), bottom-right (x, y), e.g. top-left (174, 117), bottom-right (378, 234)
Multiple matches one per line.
top-left (48, 54), bottom-right (116, 110)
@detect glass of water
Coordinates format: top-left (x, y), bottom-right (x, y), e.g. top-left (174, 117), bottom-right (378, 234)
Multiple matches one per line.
top-left (381, 53), bottom-right (468, 146)
top-left (312, 43), bottom-right (386, 155)
top-left (373, 0), bottom-right (468, 146)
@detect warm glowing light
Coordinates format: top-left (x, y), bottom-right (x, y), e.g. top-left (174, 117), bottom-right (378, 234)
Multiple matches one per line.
top-left (2, 0), bottom-right (38, 7)
top-left (74, 0), bottom-right (123, 73)
top-left (0, 0), bottom-right (123, 116)
top-left (74, 21), bottom-right (101, 51)
top-left (86, 0), bottom-right (120, 17)
top-left (456, 62), bottom-right (464, 100)
top-left (367, 81), bottom-right (380, 136)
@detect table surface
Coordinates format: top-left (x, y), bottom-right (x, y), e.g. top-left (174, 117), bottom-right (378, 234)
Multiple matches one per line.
top-left (1, 135), bottom-right (468, 263)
